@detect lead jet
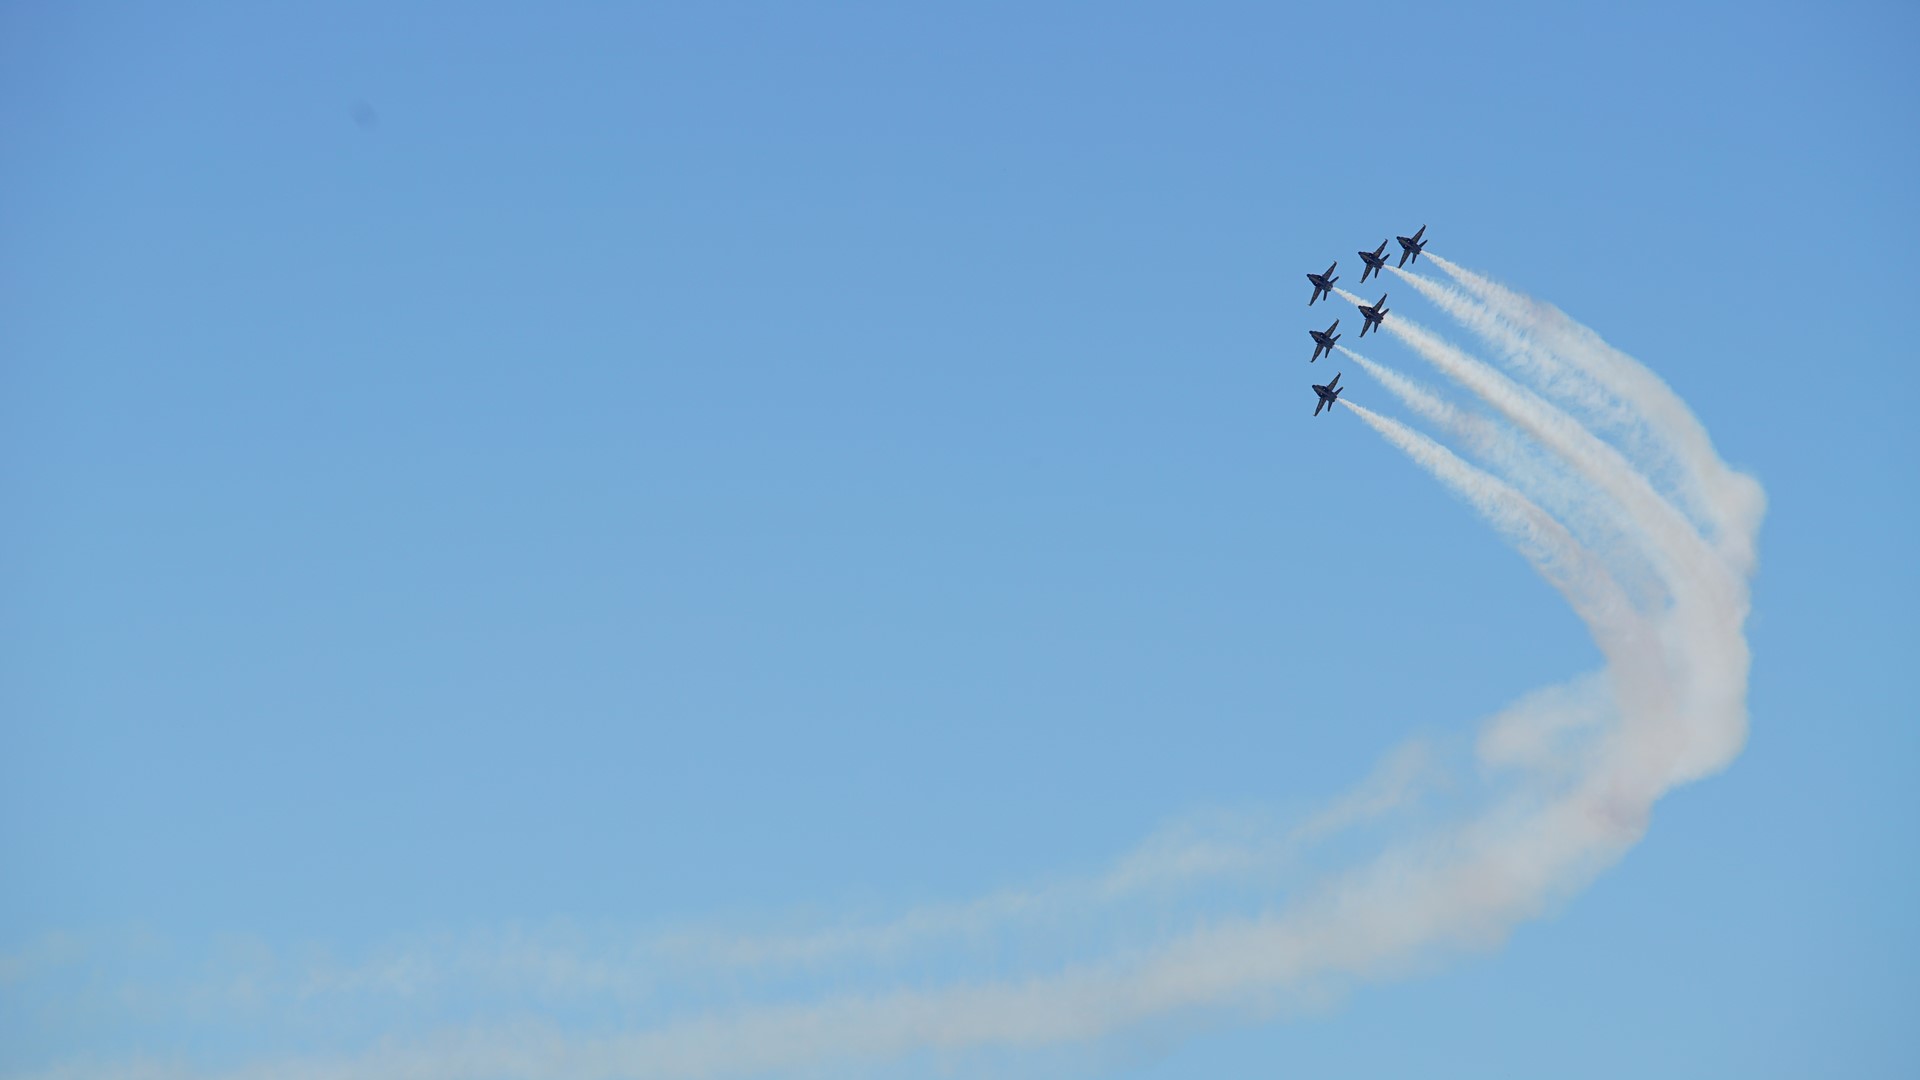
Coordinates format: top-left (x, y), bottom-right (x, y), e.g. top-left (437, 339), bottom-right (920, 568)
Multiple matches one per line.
top-left (1308, 319), bottom-right (1340, 362)
top-left (1396, 224), bottom-right (1428, 267)
top-left (1357, 239), bottom-right (1390, 283)
top-left (1306, 261), bottom-right (1339, 306)
top-left (1312, 372), bottom-right (1343, 416)
top-left (1357, 293), bottom-right (1389, 336)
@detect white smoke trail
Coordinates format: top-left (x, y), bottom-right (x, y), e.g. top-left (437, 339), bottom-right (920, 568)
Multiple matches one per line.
top-left (1339, 346), bottom-right (1665, 613)
top-left (1384, 265), bottom-right (1625, 425)
top-left (1337, 346), bottom-right (1551, 498)
top-left (1338, 349), bottom-right (1461, 429)
top-left (653, 740), bottom-right (1438, 974)
top-left (1338, 268), bottom-right (1755, 787)
top-left (1382, 262), bottom-right (1734, 587)
top-left (1354, 261), bottom-right (1756, 789)
top-left (1334, 286), bottom-right (1725, 616)
top-left (1423, 254), bottom-right (1766, 575)
top-left (18, 265), bottom-right (1762, 1080)
top-left (1341, 400), bottom-right (1635, 640)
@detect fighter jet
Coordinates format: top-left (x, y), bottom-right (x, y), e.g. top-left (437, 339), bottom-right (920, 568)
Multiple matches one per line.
top-left (1306, 261), bottom-right (1339, 306)
top-left (1357, 293), bottom-right (1389, 337)
top-left (1396, 224), bottom-right (1428, 267)
top-left (1308, 319), bottom-right (1340, 362)
top-left (1312, 372), bottom-right (1343, 416)
top-left (1357, 239), bottom-right (1390, 283)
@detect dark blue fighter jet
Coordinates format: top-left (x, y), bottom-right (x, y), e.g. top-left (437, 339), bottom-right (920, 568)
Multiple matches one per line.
top-left (1396, 224), bottom-right (1428, 267)
top-left (1308, 319), bottom-right (1340, 362)
top-left (1357, 239), bottom-right (1390, 283)
top-left (1312, 372), bottom-right (1343, 416)
top-left (1306, 261), bottom-right (1339, 306)
top-left (1357, 293), bottom-right (1389, 337)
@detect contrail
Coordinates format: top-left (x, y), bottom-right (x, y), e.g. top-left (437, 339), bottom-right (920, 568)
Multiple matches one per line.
top-left (1334, 285), bottom-right (1722, 611)
top-left (1338, 347), bottom-right (1460, 429)
top-left (1423, 253), bottom-right (1765, 575)
top-left (1339, 348), bottom-right (1661, 612)
top-left (1383, 262), bottom-right (1725, 572)
top-left (1338, 344), bottom-right (1539, 486)
top-left (17, 262), bottom-right (1764, 1080)
top-left (1385, 264), bottom-right (1638, 440)
top-left (1341, 261), bottom-right (1756, 784)
top-left (1342, 399), bottom-right (1635, 638)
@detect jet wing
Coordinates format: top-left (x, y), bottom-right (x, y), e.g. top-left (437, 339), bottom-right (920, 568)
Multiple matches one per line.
top-left (1314, 397), bottom-right (1325, 416)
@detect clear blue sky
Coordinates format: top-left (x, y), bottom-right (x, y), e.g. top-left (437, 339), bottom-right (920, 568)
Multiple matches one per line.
top-left (3, 2), bottom-right (1915, 1077)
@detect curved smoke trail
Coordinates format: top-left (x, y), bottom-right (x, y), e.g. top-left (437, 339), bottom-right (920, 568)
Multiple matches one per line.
top-left (1412, 255), bottom-right (1766, 576)
top-left (18, 262), bottom-right (1762, 1080)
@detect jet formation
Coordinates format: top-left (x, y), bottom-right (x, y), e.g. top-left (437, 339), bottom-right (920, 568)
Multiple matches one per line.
top-left (1300, 224), bottom-right (1427, 415)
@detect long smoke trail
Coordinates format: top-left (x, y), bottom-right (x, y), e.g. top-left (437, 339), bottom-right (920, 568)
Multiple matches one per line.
top-left (1339, 349), bottom-right (1462, 430)
top-left (1422, 254), bottom-right (1765, 574)
top-left (1334, 286), bottom-right (1725, 613)
top-left (1339, 346), bottom-right (1664, 613)
top-left (1384, 264), bottom-right (1655, 467)
top-left (1338, 345), bottom-right (1560, 504)
top-left (1340, 260), bottom-right (1756, 786)
top-left (1384, 262), bottom-right (1734, 579)
top-left (1340, 399), bottom-right (1635, 639)
top-left (17, 263), bottom-right (1763, 1080)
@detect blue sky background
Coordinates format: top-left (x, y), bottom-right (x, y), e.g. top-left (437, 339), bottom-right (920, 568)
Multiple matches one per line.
top-left (3, 2), bottom-right (1916, 1076)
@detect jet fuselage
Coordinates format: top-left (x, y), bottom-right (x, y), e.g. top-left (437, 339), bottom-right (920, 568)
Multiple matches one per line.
top-left (1306, 261), bottom-right (1339, 306)
top-left (1358, 241), bottom-right (1389, 283)
top-left (1308, 319), bottom-right (1340, 362)
top-left (1395, 225), bottom-right (1427, 267)
top-left (1357, 294), bottom-right (1388, 336)
top-left (1312, 372), bottom-right (1343, 416)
